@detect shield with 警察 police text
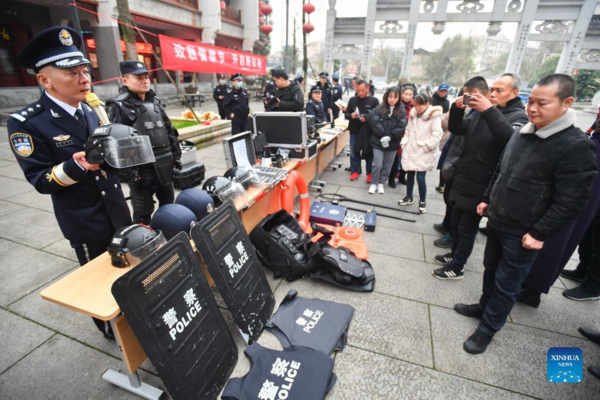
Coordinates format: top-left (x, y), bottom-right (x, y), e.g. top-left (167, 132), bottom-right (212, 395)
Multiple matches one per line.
top-left (191, 200), bottom-right (275, 344)
top-left (111, 232), bottom-right (237, 400)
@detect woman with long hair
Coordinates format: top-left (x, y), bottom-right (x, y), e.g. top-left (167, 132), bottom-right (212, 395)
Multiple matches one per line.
top-left (398, 93), bottom-right (443, 213)
top-left (388, 85), bottom-right (415, 187)
top-left (365, 86), bottom-right (407, 194)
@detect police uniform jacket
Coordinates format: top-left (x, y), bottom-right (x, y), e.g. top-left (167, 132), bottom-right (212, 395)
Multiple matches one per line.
top-left (332, 83), bottom-right (343, 109)
top-left (106, 87), bottom-right (181, 160)
top-left (7, 93), bottom-right (132, 244)
top-left (213, 84), bottom-right (230, 106)
top-left (223, 87), bottom-right (250, 118)
top-left (316, 81), bottom-right (333, 111)
top-left (306, 99), bottom-right (327, 124)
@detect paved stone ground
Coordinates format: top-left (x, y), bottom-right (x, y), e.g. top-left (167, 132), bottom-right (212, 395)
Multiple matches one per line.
top-left (1, 105), bottom-right (599, 400)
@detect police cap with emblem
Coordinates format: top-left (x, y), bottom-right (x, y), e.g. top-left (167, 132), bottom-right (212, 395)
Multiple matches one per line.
top-left (18, 26), bottom-right (90, 73)
top-left (310, 86), bottom-right (322, 94)
top-left (230, 73), bottom-right (243, 81)
top-left (319, 72), bottom-right (328, 78)
top-left (217, 73), bottom-right (226, 79)
top-left (120, 60), bottom-right (149, 76)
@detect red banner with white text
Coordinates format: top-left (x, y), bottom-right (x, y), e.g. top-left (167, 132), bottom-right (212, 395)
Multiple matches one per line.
top-left (159, 35), bottom-right (267, 75)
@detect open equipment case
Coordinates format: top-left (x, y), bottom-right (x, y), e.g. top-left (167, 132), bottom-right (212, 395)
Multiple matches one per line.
top-left (252, 111), bottom-right (318, 161)
top-left (222, 130), bottom-right (288, 190)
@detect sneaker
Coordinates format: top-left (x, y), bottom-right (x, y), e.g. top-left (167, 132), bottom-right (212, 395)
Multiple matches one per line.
top-left (435, 185), bottom-right (444, 193)
top-left (434, 253), bottom-right (453, 265)
top-left (463, 329), bottom-right (493, 354)
top-left (368, 184), bottom-right (377, 194)
top-left (398, 197), bottom-right (414, 206)
top-left (377, 184), bottom-right (385, 194)
top-left (517, 287), bottom-right (541, 308)
top-left (589, 366), bottom-right (600, 380)
top-left (454, 303), bottom-right (484, 319)
top-left (350, 172), bottom-right (359, 181)
top-left (432, 264), bottom-right (464, 280)
top-left (578, 326), bottom-right (600, 345)
top-left (562, 285), bottom-right (600, 301)
top-left (433, 223), bottom-right (450, 235)
top-left (560, 268), bottom-right (587, 283)
top-left (366, 173), bottom-right (373, 183)
top-left (434, 235), bottom-right (453, 248)
top-left (388, 176), bottom-right (397, 188)
top-left (419, 201), bottom-right (426, 214)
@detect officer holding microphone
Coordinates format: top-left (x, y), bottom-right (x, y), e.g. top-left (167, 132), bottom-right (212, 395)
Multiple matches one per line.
top-left (7, 26), bottom-right (132, 339)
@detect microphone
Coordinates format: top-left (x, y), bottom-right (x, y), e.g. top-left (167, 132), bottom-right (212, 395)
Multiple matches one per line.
top-left (85, 93), bottom-right (110, 125)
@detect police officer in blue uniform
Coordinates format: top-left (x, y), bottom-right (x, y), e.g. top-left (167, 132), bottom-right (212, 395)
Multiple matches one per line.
top-left (213, 73), bottom-right (230, 120)
top-left (315, 72), bottom-right (333, 122)
top-left (331, 75), bottom-right (343, 123)
top-left (8, 26), bottom-right (132, 339)
top-left (106, 61), bottom-right (182, 225)
top-left (305, 86), bottom-right (327, 124)
top-left (223, 73), bottom-right (250, 135)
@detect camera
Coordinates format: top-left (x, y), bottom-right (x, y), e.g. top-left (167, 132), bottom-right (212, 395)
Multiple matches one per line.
top-left (264, 94), bottom-right (279, 111)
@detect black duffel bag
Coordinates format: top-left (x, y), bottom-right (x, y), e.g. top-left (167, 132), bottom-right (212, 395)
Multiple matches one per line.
top-left (250, 210), bottom-right (328, 281)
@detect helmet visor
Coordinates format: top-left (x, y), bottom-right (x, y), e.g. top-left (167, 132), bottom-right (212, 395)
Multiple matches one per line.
top-left (124, 231), bottom-right (168, 267)
top-left (103, 136), bottom-right (156, 169)
top-left (217, 181), bottom-right (249, 210)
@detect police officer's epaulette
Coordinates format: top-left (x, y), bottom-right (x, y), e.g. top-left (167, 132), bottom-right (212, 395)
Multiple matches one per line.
top-left (111, 91), bottom-right (130, 103)
top-left (10, 103), bottom-right (44, 123)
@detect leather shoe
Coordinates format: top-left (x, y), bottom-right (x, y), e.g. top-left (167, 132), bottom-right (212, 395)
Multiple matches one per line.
top-left (590, 366), bottom-right (600, 380)
top-left (578, 326), bottom-right (600, 345)
top-left (517, 287), bottom-right (541, 308)
top-left (454, 303), bottom-right (483, 319)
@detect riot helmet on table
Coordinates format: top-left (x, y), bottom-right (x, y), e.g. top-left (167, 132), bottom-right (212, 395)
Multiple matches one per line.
top-left (107, 224), bottom-right (167, 268)
top-left (175, 188), bottom-right (215, 222)
top-left (150, 203), bottom-right (198, 241)
top-left (202, 176), bottom-right (248, 209)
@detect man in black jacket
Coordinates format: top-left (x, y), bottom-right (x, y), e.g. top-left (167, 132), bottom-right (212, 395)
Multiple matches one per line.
top-left (433, 74), bottom-right (528, 280)
top-left (455, 74), bottom-right (598, 354)
top-left (331, 76), bottom-right (343, 122)
top-left (213, 73), bottom-right (230, 120)
top-left (266, 69), bottom-right (304, 112)
top-left (431, 83), bottom-right (450, 113)
top-left (345, 80), bottom-right (380, 182)
top-left (315, 72), bottom-right (333, 122)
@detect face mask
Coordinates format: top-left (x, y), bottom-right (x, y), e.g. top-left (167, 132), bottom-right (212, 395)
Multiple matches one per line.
top-left (220, 80), bottom-right (227, 85)
top-left (236, 81), bottom-right (243, 88)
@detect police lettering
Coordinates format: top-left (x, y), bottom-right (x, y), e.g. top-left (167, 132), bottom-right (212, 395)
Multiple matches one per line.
top-left (229, 251), bottom-right (249, 278)
top-left (303, 310), bottom-right (324, 333)
top-left (277, 361), bottom-right (301, 400)
top-left (168, 301), bottom-right (202, 341)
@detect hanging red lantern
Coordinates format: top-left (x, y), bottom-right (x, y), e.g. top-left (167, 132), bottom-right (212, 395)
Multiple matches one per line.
top-left (259, 1), bottom-right (263, 7)
top-left (302, 22), bottom-right (314, 33)
top-left (303, 2), bottom-right (315, 14)
top-left (259, 17), bottom-right (264, 24)
top-left (260, 24), bottom-right (273, 34)
top-left (260, 4), bottom-right (273, 15)
top-left (220, 1), bottom-right (226, 10)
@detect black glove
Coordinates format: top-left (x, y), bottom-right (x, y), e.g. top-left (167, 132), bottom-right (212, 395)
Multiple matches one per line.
top-left (174, 159), bottom-right (183, 170)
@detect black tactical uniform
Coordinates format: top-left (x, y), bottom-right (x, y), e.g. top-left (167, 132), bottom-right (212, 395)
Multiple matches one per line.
top-left (223, 73), bottom-right (250, 135)
top-left (106, 62), bottom-right (182, 225)
top-left (316, 72), bottom-right (333, 122)
top-left (213, 74), bottom-right (230, 120)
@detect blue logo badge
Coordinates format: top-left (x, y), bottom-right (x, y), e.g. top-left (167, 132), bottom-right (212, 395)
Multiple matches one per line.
top-left (10, 133), bottom-right (34, 157)
top-left (547, 347), bottom-right (583, 383)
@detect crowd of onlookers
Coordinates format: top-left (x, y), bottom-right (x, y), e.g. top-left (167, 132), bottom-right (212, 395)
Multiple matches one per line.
top-left (310, 71), bottom-right (600, 369)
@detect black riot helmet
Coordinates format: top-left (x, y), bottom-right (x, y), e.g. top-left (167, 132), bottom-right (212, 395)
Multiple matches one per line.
top-left (84, 123), bottom-right (155, 169)
top-left (107, 224), bottom-right (167, 268)
top-left (224, 166), bottom-right (257, 190)
top-left (202, 175), bottom-right (249, 209)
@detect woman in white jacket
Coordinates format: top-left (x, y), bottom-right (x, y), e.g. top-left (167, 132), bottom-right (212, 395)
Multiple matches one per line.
top-left (398, 93), bottom-right (443, 213)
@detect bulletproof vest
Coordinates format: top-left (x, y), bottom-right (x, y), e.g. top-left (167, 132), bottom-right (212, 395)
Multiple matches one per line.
top-left (130, 96), bottom-right (170, 150)
top-left (266, 290), bottom-right (354, 355)
top-left (221, 343), bottom-right (336, 400)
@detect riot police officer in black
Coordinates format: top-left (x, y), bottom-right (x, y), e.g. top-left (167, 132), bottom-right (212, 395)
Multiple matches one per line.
top-left (315, 72), bottom-right (333, 122)
top-left (213, 73), bottom-right (230, 120)
top-left (8, 27), bottom-right (132, 339)
top-left (106, 61), bottom-right (182, 225)
top-left (223, 73), bottom-right (250, 135)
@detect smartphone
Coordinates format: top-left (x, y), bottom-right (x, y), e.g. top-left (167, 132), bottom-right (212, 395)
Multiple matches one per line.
top-left (463, 95), bottom-right (471, 105)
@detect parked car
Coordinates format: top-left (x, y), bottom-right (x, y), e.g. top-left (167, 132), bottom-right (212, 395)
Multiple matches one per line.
top-left (519, 89), bottom-right (531, 104)
top-left (373, 81), bottom-right (387, 91)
